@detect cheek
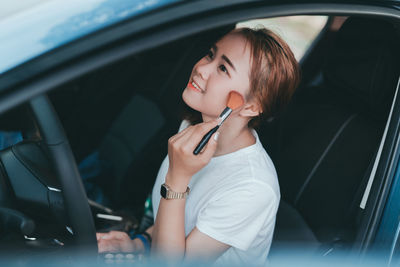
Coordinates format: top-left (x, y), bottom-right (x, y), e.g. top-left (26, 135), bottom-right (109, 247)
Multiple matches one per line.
top-left (204, 79), bottom-right (246, 111)
top-left (200, 92), bottom-right (227, 115)
top-left (199, 90), bottom-right (231, 117)
top-left (182, 89), bottom-right (228, 117)
top-left (205, 89), bottom-right (229, 108)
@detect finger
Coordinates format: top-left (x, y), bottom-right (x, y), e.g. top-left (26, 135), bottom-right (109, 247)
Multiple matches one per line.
top-left (185, 120), bottom-right (219, 149)
top-left (96, 232), bottom-right (109, 240)
top-left (170, 124), bottom-right (207, 150)
top-left (194, 119), bottom-right (220, 138)
top-left (98, 240), bottom-right (119, 253)
top-left (169, 125), bottom-right (193, 143)
top-left (108, 230), bottom-right (129, 240)
top-left (97, 239), bottom-right (109, 253)
top-left (169, 120), bottom-right (219, 153)
top-left (173, 126), bottom-right (198, 147)
top-left (97, 242), bottom-right (104, 253)
top-left (171, 118), bottom-right (218, 143)
top-left (96, 233), bottom-right (102, 241)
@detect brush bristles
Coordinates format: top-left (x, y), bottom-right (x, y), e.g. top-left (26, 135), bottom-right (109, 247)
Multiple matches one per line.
top-left (227, 91), bottom-right (244, 110)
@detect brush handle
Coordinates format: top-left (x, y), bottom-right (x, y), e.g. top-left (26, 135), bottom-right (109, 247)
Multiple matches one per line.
top-left (193, 125), bottom-right (220, 155)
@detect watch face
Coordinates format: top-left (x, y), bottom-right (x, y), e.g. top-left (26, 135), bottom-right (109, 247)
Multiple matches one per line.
top-left (160, 184), bottom-right (167, 198)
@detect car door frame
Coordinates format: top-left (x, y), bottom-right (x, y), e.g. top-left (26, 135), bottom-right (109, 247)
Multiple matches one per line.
top-left (0, 0), bottom-right (399, 260)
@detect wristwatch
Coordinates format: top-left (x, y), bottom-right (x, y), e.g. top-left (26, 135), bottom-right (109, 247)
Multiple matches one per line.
top-left (160, 183), bottom-right (190, 199)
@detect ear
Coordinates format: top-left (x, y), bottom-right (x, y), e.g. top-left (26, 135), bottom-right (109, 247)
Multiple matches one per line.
top-left (238, 98), bottom-right (262, 118)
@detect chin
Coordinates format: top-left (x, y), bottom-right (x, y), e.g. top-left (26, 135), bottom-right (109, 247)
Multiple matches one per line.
top-left (182, 89), bottom-right (202, 112)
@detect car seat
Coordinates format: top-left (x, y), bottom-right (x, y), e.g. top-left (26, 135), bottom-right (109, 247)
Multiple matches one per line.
top-left (262, 17), bottom-right (400, 254)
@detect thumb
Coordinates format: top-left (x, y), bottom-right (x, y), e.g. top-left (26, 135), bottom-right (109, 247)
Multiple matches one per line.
top-left (96, 232), bottom-right (107, 241)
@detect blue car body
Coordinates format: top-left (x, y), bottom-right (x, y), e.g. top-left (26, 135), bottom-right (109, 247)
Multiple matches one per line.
top-left (0, 0), bottom-right (180, 74)
top-left (374, 159), bottom-right (400, 260)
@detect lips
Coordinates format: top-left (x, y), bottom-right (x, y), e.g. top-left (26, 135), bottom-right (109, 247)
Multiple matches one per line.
top-left (187, 80), bottom-right (204, 93)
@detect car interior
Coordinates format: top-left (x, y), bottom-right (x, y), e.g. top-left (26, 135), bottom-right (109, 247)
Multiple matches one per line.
top-left (264, 17), bottom-right (400, 256)
top-left (0, 12), bottom-right (399, 262)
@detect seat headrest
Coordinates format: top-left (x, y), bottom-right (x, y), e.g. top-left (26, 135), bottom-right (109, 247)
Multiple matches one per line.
top-left (323, 17), bottom-right (400, 119)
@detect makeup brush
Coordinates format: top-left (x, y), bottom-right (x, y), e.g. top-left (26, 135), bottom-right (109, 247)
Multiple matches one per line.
top-left (193, 91), bottom-right (244, 155)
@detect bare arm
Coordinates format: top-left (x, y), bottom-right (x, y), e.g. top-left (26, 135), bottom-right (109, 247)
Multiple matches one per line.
top-left (185, 227), bottom-right (230, 261)
top-left (152, 176), bottom-right (229, 261)
top-left (151, 120), bottom-right (229, 261)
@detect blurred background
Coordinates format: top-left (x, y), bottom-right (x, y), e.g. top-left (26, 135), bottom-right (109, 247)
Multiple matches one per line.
top-left (0, 0), bottom-right (50, 19)
top-left (238, 16), bottom-right (329, 60)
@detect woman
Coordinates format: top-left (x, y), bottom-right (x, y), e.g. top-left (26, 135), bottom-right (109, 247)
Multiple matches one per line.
top-left (97, 27), bottom-right (300, 265)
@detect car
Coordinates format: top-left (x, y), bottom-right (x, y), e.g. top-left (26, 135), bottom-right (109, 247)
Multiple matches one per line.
top-left (0, 0), bottom-right (399, 265)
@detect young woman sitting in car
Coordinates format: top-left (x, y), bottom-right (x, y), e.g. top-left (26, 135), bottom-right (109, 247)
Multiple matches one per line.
top-left (96, 27), bottom-right (300, 265)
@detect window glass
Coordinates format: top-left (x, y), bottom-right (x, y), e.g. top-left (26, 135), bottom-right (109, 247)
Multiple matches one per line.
top-left (237, 16), bottom-right (329, 60)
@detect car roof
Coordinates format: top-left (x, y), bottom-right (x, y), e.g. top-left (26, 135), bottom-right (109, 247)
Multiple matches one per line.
top-left (0, 0), bottom-right (180, 74)
top-left (0, 0), bottom-right (398, 76)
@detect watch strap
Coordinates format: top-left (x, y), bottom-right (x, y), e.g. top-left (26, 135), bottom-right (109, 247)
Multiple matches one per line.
top-left (161, 183), bottom-right (190, 199)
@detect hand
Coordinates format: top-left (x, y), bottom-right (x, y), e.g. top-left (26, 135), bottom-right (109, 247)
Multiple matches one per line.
top-left (166, 119), bottom-right (220, 190)
top-left (97, 231), bottom-right (144, 253)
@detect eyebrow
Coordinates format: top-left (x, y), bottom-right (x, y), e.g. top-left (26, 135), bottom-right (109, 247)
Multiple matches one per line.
top-left (212, 45), bottom-right (237, 72)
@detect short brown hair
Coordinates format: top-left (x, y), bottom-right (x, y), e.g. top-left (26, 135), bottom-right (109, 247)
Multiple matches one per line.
top-left (183, 27), bottom-right (300, 128)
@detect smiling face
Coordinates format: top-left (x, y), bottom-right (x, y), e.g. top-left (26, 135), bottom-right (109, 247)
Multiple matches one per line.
top-left (182, 33), bottom-right (252, 120)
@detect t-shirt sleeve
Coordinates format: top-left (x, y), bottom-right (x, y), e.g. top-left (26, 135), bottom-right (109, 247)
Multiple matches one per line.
top-left (178, 120), bottom-right (191, 132)
top-left (195, 181), bottom-right (279, 251)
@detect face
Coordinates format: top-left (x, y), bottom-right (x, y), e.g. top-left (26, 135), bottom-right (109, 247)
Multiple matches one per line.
top-left (182, 33), bottom-right (252, 119)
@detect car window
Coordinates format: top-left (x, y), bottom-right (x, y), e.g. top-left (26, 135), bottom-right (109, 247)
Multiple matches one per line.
top-left (237, 16), bottom-right (328, 61)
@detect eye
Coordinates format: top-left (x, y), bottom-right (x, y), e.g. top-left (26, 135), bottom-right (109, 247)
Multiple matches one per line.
top-left (206, 49), bottom-right (214, 60)
top-left (219, 64), bottom-right (229, 75)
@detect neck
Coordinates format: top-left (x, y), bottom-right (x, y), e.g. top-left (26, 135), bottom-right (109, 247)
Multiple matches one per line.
top-left (201, 114), bottom-right (256, 156)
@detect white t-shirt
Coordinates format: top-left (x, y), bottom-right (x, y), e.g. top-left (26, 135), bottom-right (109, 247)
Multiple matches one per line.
top-left (152, 121), bottom-right (280, 265)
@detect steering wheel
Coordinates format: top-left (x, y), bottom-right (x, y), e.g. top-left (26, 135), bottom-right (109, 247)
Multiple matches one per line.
top-left (28, 94), bottom-right (97, 256)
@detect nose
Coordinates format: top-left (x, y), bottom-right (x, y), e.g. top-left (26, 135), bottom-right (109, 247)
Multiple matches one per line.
top-left (195, 59), bottom-right (213, 80)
